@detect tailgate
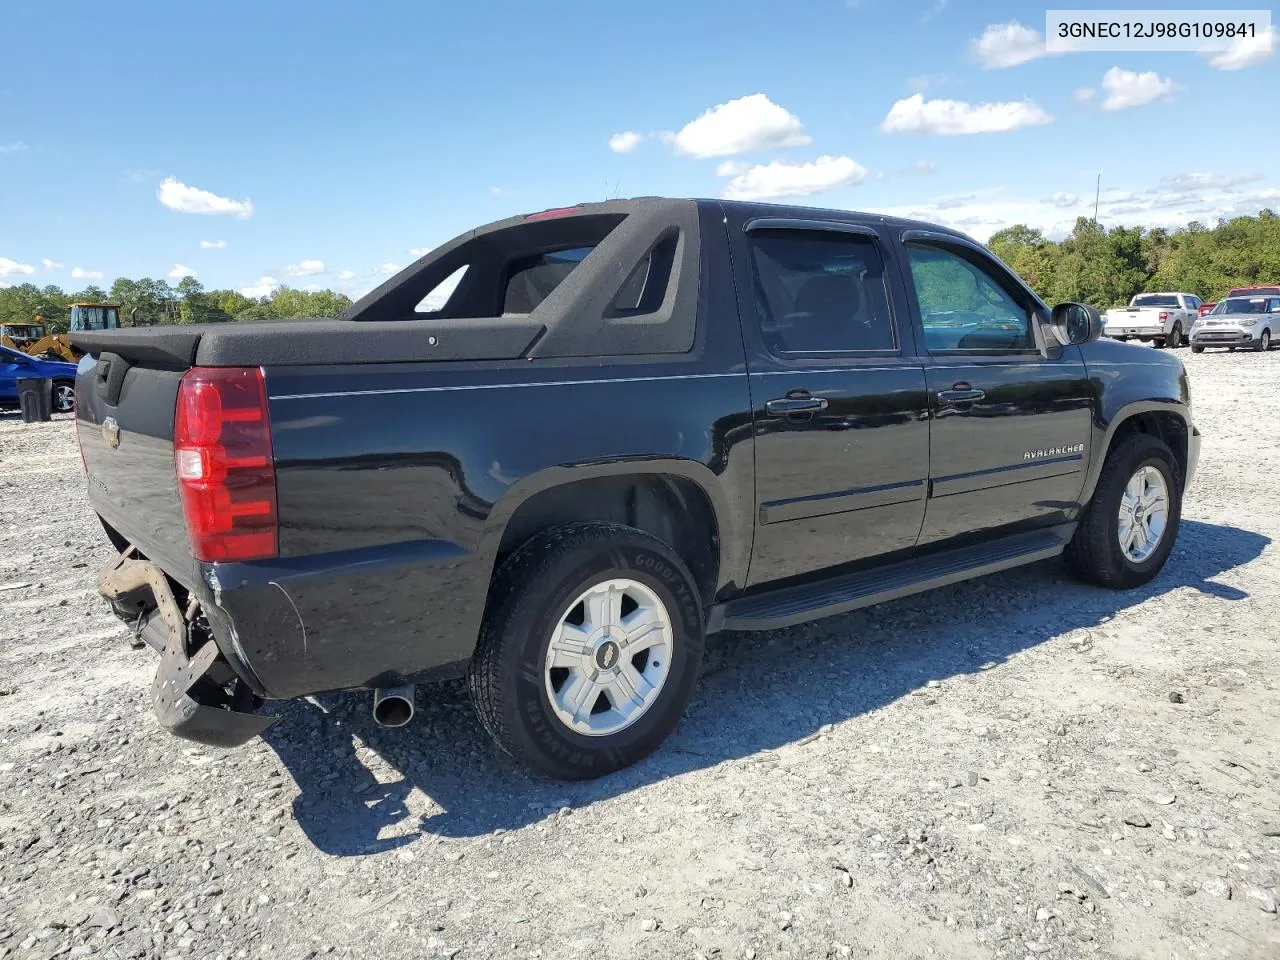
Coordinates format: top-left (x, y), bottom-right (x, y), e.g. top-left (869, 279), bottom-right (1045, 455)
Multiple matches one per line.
top-left (75, 352), bottom-right (199, 588)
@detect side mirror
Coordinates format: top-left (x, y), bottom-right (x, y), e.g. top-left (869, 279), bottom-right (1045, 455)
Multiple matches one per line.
top-left (1050, 302), bottom-right (1102, 346)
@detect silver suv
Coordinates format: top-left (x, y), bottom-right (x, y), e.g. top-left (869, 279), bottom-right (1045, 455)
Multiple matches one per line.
top-left (1190, 295), bottom-right (1280, 353)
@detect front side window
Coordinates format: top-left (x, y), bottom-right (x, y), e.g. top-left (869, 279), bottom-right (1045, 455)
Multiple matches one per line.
top-left (906, 243), bottom-right (1034, 352)
top-left (748, 231), bottom-right (896, 354)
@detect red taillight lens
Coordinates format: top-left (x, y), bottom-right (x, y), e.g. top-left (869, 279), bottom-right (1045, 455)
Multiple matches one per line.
top-left (1159, 311), bottom-right (1169, 321)
top-left (174, 367), bottom-right (277, 563)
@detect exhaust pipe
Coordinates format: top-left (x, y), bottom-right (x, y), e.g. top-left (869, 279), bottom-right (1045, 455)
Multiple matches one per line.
top-left (372, 685), bottom-right (415, 728)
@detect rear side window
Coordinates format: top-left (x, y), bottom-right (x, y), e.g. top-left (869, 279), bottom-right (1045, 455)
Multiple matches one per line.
top-left (502, 247), bottom-right (594, 313)
top-left (748, 231), bottom-right (897, 354)
top-left (906, 243), bottom-right (1034, 352)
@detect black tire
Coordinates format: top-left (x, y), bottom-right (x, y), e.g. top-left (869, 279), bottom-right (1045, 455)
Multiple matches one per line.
top-left (1065, 434), bottom-right (1182, 589)
top-left (1168, 321), bottom-right (1183, 348)
top-left (1191, 345), bottom-right (1205, 354)
top-left (1254, 329), bottom-right (1270, 353)
top-left (468, 522), bottom-right (705, 780)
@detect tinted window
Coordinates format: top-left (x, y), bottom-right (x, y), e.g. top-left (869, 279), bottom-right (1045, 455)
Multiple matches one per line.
top-left (748, 231), bottom-right (896, 354)
top-left (1132, 294), bottom-right (1180, 308)
top-left (906, 243), bottom-right (1034, 352)
top-left (1213, 297), bottom-right (1269, 314)
top-left (503, 246), bottom-right (594, 314)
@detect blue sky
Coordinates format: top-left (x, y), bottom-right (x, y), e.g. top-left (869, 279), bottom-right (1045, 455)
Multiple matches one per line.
top-left (0, 0), bottom-right (1275, 299)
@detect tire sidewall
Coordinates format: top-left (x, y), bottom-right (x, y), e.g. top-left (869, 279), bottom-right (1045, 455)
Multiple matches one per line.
top-left (503, 534), bottom-right (704, 778)
top-left (1095, 443), bottom-right (1182, 585)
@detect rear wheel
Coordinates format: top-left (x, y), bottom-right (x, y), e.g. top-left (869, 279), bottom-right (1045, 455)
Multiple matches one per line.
top-left (51, 380), bottom-right (75, 413)
top-left (1168, 321), bottom-right (1183, 348)
top-left (469, 522), bottom-right (705, 780)
top-left (1065, 434), bottom-right (1181, 589)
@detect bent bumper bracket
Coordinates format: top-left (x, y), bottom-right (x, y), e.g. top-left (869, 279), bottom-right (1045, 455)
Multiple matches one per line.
top-left (99, 552), bottom-right (278, 747)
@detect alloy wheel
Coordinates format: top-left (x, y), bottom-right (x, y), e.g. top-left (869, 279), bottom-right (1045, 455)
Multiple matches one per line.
top-left (543, 578), bottom-right (673, 737)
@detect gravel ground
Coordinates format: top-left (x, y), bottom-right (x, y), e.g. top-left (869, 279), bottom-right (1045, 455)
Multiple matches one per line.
top-left (2, 348), bottom-right (1278, 960)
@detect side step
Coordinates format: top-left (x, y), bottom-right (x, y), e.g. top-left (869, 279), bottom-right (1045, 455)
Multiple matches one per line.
top-left (709, 528), bottom-right (1072, 633)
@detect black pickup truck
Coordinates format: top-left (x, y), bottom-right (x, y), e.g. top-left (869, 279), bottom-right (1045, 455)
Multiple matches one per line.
top-left (73, 198), bottom-right (1200, 780)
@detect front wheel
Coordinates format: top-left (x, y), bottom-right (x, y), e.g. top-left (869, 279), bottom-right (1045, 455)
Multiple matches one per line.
top-left (1254, 329), bottom-right (1271, 353)
top-left (1191, 345), bottom-right (1205, 354)
top-left (1065, 434), bottom-right (1182, 589)
top-left (469, 522), bottom-right (705, 780)
top-left (51, 380), bottom-right (75, 413)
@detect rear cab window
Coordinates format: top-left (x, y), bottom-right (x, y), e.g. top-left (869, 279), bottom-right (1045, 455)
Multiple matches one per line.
top-left (747, 230), bottom-right (897, 354)
top-left (1132, 294), bottom-right (1180, 308)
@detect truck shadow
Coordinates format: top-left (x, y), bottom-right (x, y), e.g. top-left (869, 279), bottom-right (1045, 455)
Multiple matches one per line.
top-left (263, 519), bottom-right (1267, 855)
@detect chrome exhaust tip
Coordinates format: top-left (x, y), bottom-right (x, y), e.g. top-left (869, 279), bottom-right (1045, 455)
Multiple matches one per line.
top-left (372, 685), bottom-right (415, 728)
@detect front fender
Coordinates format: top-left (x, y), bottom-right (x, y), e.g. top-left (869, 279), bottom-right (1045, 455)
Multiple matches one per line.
top-left (1080, 398), bottom-right (1192, 505)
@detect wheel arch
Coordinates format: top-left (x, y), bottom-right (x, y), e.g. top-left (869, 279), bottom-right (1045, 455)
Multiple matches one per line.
top-left (1082, 401), bottom-right (1191, 504)
top-left (481, 459), bottom-right (743, 609)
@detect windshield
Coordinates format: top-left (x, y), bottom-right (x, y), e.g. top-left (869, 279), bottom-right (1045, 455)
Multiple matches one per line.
top-left (1132, 295), bottom-right (1179, 308)
top-left (1212, 297), bottom-right (1269, 315)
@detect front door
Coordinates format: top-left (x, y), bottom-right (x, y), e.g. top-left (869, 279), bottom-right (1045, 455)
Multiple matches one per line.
top-left (900, 237), bottom-right (1094, 546)
top-left (726, 213), bottom-right (931, 586)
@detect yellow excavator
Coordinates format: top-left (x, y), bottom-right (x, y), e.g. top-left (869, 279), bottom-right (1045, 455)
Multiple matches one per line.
top-left (0, 303), bottom-right (121, 362)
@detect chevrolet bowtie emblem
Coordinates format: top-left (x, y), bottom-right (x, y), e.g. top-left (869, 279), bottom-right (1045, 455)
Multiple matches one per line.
top-left (102, 417), bottom-right (120, 449)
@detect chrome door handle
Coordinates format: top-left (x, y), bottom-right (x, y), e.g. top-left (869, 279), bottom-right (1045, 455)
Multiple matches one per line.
top-left (937, 388), bottom-right (985, 404)
top-left (766, 396), bottom-right (828, 416)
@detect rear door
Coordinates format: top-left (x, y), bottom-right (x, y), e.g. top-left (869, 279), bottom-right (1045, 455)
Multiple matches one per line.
top-left (898, 233), bottom-right (1093, 546)
top-left (724, 210), bottom-right (930, 586)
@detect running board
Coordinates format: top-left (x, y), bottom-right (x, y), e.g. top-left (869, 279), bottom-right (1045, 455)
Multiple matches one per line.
top-left (709, 527), bottom-right (1072, 633)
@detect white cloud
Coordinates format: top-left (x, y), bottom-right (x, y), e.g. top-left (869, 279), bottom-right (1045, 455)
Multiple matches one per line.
top-left (881, 93), bottom-right (1052, 135)
top-left (239, 276), bottom-right (279, 299)
top-left (608, 131), bottom-right (644, 154)
top-left (867, 177), bottom-right (1280, 243)
top-left (488, 186), bottom-right (514, 196)
top-left (71, 267), bottom-right (103, 280)
top-left (157, 177), bottom-right (254, 218)
top-left (721, 155), bottom-right (869, 201)
top-left (715, 160), bottom-right (750, 177)
top-left (199, 239), bottom-right (227, 249)
top-left (667, 93), bottom-right (810, 158)
top-left (971, 21), bottom-right (1050, 68)
top-left (167, 264), bottom-right (196, 279)
top-left (374, 263), bottom-right (400, 275)
top-left (1100, 67), bottom-right (1175, 111)
top-left (1074, 86), bottom-right (1095, 102)
top-left (0, 142), bottom-right (27, 154)
top-left (1159, 171), bottom-right (1263, 193)
top-left (408, 247), bottom-right (432, 258)
top-left (41, 258), bottom-right (63, 271)
top-left (336, 269), bottom-right (357, 281)
top-left (0, 257), bottom-right (35, 277)
top-left (1206, 25), bottom-right (1276, 70)
top-left (1048, 192), bottom-right (1079, 208)
top-left (282, 258), bottom-right (325, 277)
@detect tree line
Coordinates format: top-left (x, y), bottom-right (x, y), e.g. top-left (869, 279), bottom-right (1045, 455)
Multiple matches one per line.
top-left (3, 209), bottom-right (1277, 331)
top-left (0, 276), bottom-right (352, 331)
top-left (988, 210), bottom-right (1280, 308)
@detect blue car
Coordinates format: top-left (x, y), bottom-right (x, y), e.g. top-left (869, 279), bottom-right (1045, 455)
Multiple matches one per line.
top-left (0, 344), bottom-right (79, 413)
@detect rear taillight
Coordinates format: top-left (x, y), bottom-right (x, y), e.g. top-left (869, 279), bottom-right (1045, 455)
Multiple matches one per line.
top-left (174, 367), bottom-right (277, 563)
top-left (525, 206), bottom-right (582, 221)
top-left (1159, 311), bottom-right (1169, 321)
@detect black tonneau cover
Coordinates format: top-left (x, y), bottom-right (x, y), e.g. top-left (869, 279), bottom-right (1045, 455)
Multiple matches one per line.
top-left (70, 316), bottom-right (545, 368)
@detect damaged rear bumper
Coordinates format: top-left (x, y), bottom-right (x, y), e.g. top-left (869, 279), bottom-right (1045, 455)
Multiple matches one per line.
top-left (99, 550), bottom-right (278, 747)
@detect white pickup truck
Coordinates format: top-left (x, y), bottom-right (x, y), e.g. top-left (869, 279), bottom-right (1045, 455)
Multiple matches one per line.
top-left (1103, 292), bottom-right (1201, 348)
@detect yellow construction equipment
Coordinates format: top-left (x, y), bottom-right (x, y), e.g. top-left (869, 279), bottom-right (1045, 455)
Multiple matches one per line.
top-left (1, 303), bottom-right (121, 361)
